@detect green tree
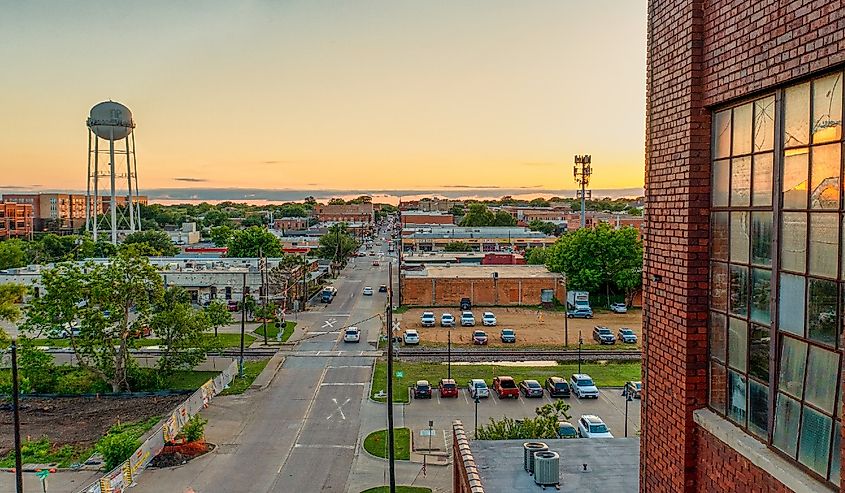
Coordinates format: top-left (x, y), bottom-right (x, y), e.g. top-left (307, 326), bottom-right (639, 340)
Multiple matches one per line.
top-left (202, 209), bottom-right (233, 228)
top-left (209, 225), bottom-right (235, 247)
top-left (204, 299), bottom-right (233, 337)
top-left (23, 251), bottom-right (164, 391)
top-left (17, 340), bottom-right (55, 393)
top-left (529, 198), bottom-right (551, 207)
top-left (227, 226), bottom-right (283, 257)
top-left (528, 220), bottom-right (557, 235)
top-left (0, 284), bottom-right (26, 345)
top-left (459, 204), bottom-right (495, 227)
top-left (277, 204), bottom-right (308, 217)
top-left (0, 239), bottom-right (28, 269)
top-left (150, 286), bottom-right (219, 375)
top-left (241, 214), bottom-right (267, 227)
top-left (448, 204), bottom-right (465, 217)
top-left (444, 241), bottom-right (473, 252)
top-left (122, 230), bottom-right (180, 256)
top-left (328, 198), bottom-right (346, 205)
top-left (524, 247), bottom-right (548, 265)
top-left (317, 223), bottom-right (360, 261)
top-left (491, 211), bottom-right (517, 226)
top-left (476, 400), bottom-right (570, 440)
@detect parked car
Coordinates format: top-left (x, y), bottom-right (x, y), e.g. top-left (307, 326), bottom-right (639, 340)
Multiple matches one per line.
top-left (492, 376), bottom-right (519, 399)
top-left (413, 380), bottom-right (432, 399)
top-left (440, 313), bottom-right (455, 327)
top-left (379, 284), bottom-right (388, 292)
top-left (372, 260), bottom-right (380, 266)
top-left (592, 326), bottom-right (616, 345)
top-left (460, 311), bottom-right (475, 326)
top-left (618, 327), bottom-right (638, 344)
top-left (363, 286), bottom-right (374, 296)
top-left (624, 381), bottom-right (643, 399)
top-left (438, 378), bottom-right (458, 397)
top-left (129, 326), bottom-right (152, 338)
top-left (500, 328), bottom-right (516, 343)
top-left (545, 376), bottom-right (571, 398)
top-left (519, 379), bottom-right (544, 398)
top-left (578, 415), bottom-right (613, 438)
top-left (420, 311), bottom-right (436, 327)
top-left (343, 327), bottom-right (361, 343)
top-left (557, 421), bottom-right (579, 439)
top-left (610, 302), bottom-right (628, 313)
top-left (227, 300), bottom-right (239, 312)
top-left (567, 308), bottom-right (593, 319)
top-left (482, 312), bottom-right (497, 326)
top-left (467, 379), bottom-right (489, 398)
top-left (570, 373), bottom-right (599, 399)
top-left (403, 329), bottom-right (420, 345)
top-left (460, 297), bottom-right (472, 310)
top-left (472, 330), bottom-right (488, 345)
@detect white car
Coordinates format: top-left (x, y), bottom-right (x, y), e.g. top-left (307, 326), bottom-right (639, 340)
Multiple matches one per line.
top-left (343, 327), bottom-right (360, 343)
top-left (610, 303), bottom-right (628, 314)
top-left (421, 311), bottom-right (436, 327)
top-left (467, 379), bottom-right (489, 398)
top-left (578, 415), bottom-right (614, 438)
top-left (403, 329), bottom-right (420, 345)
top-left (460, 311), bottom-right (475, 327)
top-left (482, 312), bottom-right (497, 326)
top-left (570, 373), bottom-right (599, 399)
top-left (363, 286), bottom-right (374, 296)
top-left (440, 313), bottom-right (455, 327)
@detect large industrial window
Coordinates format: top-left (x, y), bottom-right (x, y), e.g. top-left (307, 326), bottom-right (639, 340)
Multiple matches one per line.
top-left (709, 69), bottom-right (843, 486)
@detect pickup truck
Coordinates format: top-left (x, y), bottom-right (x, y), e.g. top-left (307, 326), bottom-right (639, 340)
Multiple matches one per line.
top-left (320, 286), bottom-right (338, 303)
top-left (492, 376), bottom-right (519, 399)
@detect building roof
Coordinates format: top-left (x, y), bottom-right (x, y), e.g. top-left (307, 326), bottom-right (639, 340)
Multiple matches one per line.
top-left (404, 265), bottom-right (561, 279)
top-left (471, 438), bottom-right (639, 493)
top-left (401, 210), bottom-right (453, 216)
top-left (402, 226), bottom-right (552, 240)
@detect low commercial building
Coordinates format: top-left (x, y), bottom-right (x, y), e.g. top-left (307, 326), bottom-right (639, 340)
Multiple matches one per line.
top-left (399, 198), bottom-right (459, 212)
top-left (273, 217), bottom-right (310, 231)
top-left (314, 203), bottom-right (374, 223)
top-left (0, 202), bottom-right (33, 239)
top-left (400, 264), bottom-right (564, 306)
top-left (166, 222), bottom-right (201, 245)
top-left (2, 192), bottom-right (148, 231)
top-left (401, 226), bottom-right (555, 252)
top-left (399, 211), bottom-right (454, 226)
top-left (403, 252), bottom-right (525, 266)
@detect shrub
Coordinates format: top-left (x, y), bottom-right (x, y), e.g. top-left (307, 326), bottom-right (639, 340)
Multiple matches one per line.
top-left (177, 415), bottom-right (208, 443)
top-left (126, 367), bottom-right (163, 391)
top-left (97, 432), bottom-right (139, 470)
top-left (54, 370), bottom-right (109, 394)
top-left (0, 372), bottom-right (32, 394)
top-left (18, 343), bottom-right (56, 393)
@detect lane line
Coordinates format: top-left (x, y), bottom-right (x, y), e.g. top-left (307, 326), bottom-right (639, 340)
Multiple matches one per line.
top-left (294, 443), bottom-right (355, 450)
top-left (321, 382), bottom-right (367, 386)
top-left (276, 366), bottom-right (328, 474)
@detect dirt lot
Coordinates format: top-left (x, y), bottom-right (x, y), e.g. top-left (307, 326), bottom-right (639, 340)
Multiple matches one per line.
top-left (399, 307), bottom-right (642, 348)
top-left (0, 395), bottom-right (186, 458)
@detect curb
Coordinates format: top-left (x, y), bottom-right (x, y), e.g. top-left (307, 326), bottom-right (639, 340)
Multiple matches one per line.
top-left (249, 353), bottom-right (286, 390)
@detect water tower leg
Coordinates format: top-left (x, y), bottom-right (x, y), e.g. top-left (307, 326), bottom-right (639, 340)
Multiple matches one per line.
top-left (85, 130), bottom-right (92, 233)
top-left (109, 129), bottom-right (117, 244)
top-left (92, 137), bottom-right (99, 243)
top-left (125, 137), bottom-right (135, 232)
top-left (131, 132), bottom-right (141, 231)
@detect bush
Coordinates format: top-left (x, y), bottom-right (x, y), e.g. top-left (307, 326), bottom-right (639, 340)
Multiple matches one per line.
top-left (0, 372), bottom-right (32, 394)
top-left (18, 343), bottom-right (56, 393)
top-left (126, 367), bottom-right (164, 391)
top-left (97, 432), bottom-right (139, 470)
top-left (54, 370), bottom-right (110, 394)
top-left (177, 415), bottom-right (208, 443)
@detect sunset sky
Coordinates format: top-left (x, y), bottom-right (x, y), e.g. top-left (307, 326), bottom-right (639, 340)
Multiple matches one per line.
top-left (1, 1), bottom-right (647, 194)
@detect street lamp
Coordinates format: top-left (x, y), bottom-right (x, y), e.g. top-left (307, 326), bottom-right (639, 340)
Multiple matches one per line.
top-left (447, 329), bottom-right (452, 379)
top-left (578, 331), bottom-right (583, 374)
top-left (474, 394), bottom-right (480, 439)
top-left (624, 390), bottom-right (634, 437)
top-left (10, 340), bottom-right (23, 493)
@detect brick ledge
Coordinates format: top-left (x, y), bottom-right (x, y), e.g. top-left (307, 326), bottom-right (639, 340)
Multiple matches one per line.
top-left (693, 409), bottom-right (831, 493)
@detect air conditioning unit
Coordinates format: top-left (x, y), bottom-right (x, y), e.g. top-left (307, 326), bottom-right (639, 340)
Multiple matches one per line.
top-left (523, 442), bottom-right (548, 474)
top-left (533, 451), bottom-right (560, 487)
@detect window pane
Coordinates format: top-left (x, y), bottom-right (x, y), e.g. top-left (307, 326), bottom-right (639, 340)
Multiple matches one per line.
top-left (749, 325), bottom-right (770, 382)
top-left (784, 82), bottom-right (810, 148)
top-left (750, 269), bottom-right (771, 325)
top-left (751, 212), bottom-right (773, 266)
top-left (711, 262), bottom-right (728, 311)
top-left (731, 156), bottom-right (752, 206)
top-left (710, 361), bottom-right (727, 414)
top-left (732, 103), bottom-right (753, 155)
top-left (712, 159), bottom-right (730, 207)
top-left (714, 109), bottom-right (732, 159)
top-left (828, 422), bottom-right (841, 483)
top-left (798, 406), bottom-right (832, 477)
top-left (730, 265), bottom-right (749, 317)
top-left (779, 273), bottom-right (807, 336)
top-left (752, 152), bottom-right (774, 206)
top-left (812, 72), bottom-right (843, 144)
top-left (754, 96), bottom-right (775, 152)
top-left (773, 393), bottom-right (801, 456)
top-left (809, 213), bottom-right (839, 278)
top-left (730, 212), bottom-right (750, 263)
top-left (728, 317), bottom-right (747, 371)
top-left (710, 311), bottom-right (727, 363)
top-left (748, 379), bottom-right (769, 438)
top-left (783, 149), bottom-right (809, 209)
top-left (712, 212), bottom-right (729, 261)
top-left (728, 370), bottom-right (747, 426)
top-left (810, 144), bottom-right (841, 209)
top-left (778, 336), bottom-right (807, 398)
top-left (808, 278), bottom-right (839, 347)
top-left (804, 345), bottom-right (840, 414)
top-left (781, 212), bottom-right (807, 273)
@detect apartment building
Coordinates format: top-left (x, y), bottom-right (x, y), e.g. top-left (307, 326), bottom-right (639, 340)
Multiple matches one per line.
top-left (0, 202), bottom-right (33, 239)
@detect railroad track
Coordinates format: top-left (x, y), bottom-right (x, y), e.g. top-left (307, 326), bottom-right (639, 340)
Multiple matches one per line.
top-left (395, 348), bottom-right (641, 362)
top-left (43, 348), bottom-right (281, 358)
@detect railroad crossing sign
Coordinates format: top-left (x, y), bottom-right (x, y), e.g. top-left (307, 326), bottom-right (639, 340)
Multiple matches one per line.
top-left (392, 321), bottom-right (400, 333)
top-left (395, 371), bottom-right (404, 378)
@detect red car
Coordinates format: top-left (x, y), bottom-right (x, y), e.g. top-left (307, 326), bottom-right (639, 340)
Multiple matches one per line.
top-left (439, 378), bottom-right (458, 398)
top-left (472, 330), bottom-right (488, 345)
top-left (227, 300), bottom-right (239, 312)
top-left (492, 376), bottom-right (519, 399)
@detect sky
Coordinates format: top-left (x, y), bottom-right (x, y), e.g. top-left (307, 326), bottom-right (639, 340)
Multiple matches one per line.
top-left (0, 1), bottom-right (647, 195)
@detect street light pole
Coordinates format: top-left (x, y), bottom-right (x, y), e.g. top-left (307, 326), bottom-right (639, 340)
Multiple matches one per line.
top-left (578, 331), bottom-right (583, 374)
top-left (474, 395), bottom-right (480, 439)
top-left (239, 271), bottom-right (246, 378)
top-left (624, 391), bottom-right (633, 437)
top-left (447, 329), bottom-right (452, 379)
top-left (260, 248), bottom-right (268, 346)
top-left (11, 340), bottom-right (23, 493)
top-left (386, 262), bottom-right (396, 493)
top-left (564, 309), bottom-right (569, 348)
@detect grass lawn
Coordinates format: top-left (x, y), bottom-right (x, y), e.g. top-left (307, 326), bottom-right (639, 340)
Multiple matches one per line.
top-left (163, 370), bottom-right (219, 391)
top-left (363, 428), bottom-right (411, 460)
top-left (219, 359), bottom-right (271, 396)
top-left (370, 360), bottom-right (641, 403)
top-left (31, 333), bottom-right (255, 349)
top-left (253, 321), bottom-right (296, 342)
top-left (417, 340), bottom-right (639, 351)
top-left (360, 487), bottom-right (431, 493)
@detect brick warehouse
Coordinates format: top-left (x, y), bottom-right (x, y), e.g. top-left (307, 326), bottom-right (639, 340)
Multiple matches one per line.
top-left (644, 1), bottom-right (844, 493)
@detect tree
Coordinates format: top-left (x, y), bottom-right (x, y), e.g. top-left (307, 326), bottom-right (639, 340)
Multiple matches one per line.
top-left (524, 247), bottom-right (548, 265)
top-left (202, 209), bottom-right (233, 228)
top-left (529, 198), bottom-right (550, 207)
top-left (227, 226), bottom-right (283, 257)
top-left (459, 204), bottom-right (495, 227)
top-left (528, 220), bottom-right (557, 235)
top-left (0, 239), bottom-right (28, 269)
top-left (150, 286), bottom-right (219, 375)
top-left (317, 223), bottom-right (360, 261)
top-left (23, 251), bottom-right (164, 391)
top-left (476, 400), bottom-right (570, 440)
top-left (0, 284), bottom-right (26, 345)
top-left (448, 204), bottom-right (465, 217)
top-left (444, 241), bottom-right (473, 252)
top-left (241, 214), bottom-right (267, 227)
top-left (277, 204), bottom-right (308, 217)
top-left (209, 225), bottom-right (235, 247)
top-left (204, 299), bottom-right (233, 337)
top-left (122, 230), bottom-right (180, 256)
top-left (328, 198), bottom-right (346, 205)
top-left (491, 211), bottom-right (517, 226)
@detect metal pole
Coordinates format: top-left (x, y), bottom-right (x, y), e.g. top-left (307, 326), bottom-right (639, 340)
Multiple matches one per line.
top-left (580, 177), bottom-right (586, 229)
top-left (625, 395), bottom-right (630, 438)
top-left (386, 261), bottom-right (396, 493)
top-left (474, 396), bottom-right (480, 439)
top-left (397, 239), bottom-right (402, 307)
top-left (125, 136), bottom-right (135, 232)
top-left (92, 136), bottom-right (99, 242)
top-left (447, 329), bottom-right (451, 379)
top-left (260, 248), bottom-right (268, 346)
top-left (85, 130), bottom-right (92, 232)
top-left (578, 331), bottom-right (583, 374)
top-left (108, 128), bottom-right (117, 244)
top-left (564, 309), bottom-right (569, 348)
top-left (239, 272), bottom-right (246, 377)
top-left (131, 132), bottom-right (142, 231)
top-left (12, 341), bottom-right (23, 493)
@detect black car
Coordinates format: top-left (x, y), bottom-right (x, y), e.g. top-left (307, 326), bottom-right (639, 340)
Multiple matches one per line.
top-left (413, 380), bottom-right (432, 399)
top-left (592, 326), bottom-right (616, 345)
top-left (460, 297), bottom-right (472, 310)
top-left (379, 285), bottom-right (388, 292)
top-left (545, 376), bottom-right (571, 398)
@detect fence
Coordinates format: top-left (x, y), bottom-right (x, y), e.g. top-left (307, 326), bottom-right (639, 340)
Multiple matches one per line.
top-left (78, 359), bottom-right (239, 493)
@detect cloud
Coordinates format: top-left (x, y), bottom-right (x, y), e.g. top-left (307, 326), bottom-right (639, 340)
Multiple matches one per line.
top-left (0, 185), bottom-right (39, 189)
top-left (174, 177), bottom-right (208, 183)
top-left (522, 162), bottom-right (556, 167)
top-left (441, 185), bottom-right (502, 189)
top-left (261, 160), bottom-right (298, 165)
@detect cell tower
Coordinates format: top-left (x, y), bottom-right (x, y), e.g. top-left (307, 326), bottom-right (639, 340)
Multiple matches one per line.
top-left (573, 155), bottom-right (592, 228)
top-left (85, 101), bottom-right (142, 244)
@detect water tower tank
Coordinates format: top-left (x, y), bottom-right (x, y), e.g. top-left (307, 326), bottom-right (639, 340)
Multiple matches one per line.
top-left (87, 101), bottom-right (134, 140)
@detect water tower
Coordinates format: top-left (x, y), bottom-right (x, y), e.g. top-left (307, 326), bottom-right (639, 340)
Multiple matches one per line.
top-left (85, 101), bottom-right (142, 244)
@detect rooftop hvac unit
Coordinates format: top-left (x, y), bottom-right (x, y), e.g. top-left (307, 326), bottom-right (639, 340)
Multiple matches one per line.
top-left (523, 442), bottom-right (548, 474)
top-left (533, 451), bottom-right (560, 487)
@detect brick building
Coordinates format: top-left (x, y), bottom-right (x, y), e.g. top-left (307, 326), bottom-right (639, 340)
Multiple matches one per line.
top-left (644, 1), bottom-right (844, 492)
top-left (273, 217), bottom-right (309, 231)
top-left (400, 211), bottom-right (455, 226)
top-left (0, 202), bottom-right (33, 239)
top-left (2, 193), bottom-right (148, 231)
top-left (314, 203), bottom-right (374, 223)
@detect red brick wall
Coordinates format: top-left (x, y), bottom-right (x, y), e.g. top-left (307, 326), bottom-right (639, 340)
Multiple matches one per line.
top-left (401, 214), bottom-right (454, 225)
top-left (400, 277), bottom-right (564, 306)
top-left (694, 427), bottom-right (790, 492)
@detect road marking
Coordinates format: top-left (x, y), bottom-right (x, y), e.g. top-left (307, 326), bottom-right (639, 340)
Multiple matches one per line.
top-left (276, 366), bottom-right (328, 474)
top-left (327, 397), bottom-right (351, 420)
top-left (322, 319), bottom-right (337, 329)
top-left (327, 365), bottom-right (371, 369)
top-left (306, 331), bottom-right (340, 336)
top-left (321, 382), bottom-right (367, 386)
top-left (294, 443), bottom-right (354, 449)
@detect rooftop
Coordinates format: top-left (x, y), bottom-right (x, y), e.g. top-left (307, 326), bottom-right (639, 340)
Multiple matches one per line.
top-left (472, 438), bottom-right (639, 493)
top-left (404, 265), bottom-right (561, 279)
top-left (402, 226), bottom-right (552, 240)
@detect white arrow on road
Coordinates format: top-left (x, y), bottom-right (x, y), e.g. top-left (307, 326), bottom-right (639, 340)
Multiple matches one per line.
top-left (327, 397), bottom-right (351, 421)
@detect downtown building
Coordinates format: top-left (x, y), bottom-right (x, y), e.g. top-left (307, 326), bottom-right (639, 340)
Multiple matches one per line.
top-left (643, 1), bottom-right (844, 492)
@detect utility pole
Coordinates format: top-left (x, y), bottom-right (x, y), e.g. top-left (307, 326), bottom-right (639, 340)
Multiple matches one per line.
top-left (260, 248), bottom-right (268, 346)
top-left (447, 329), bottom-right (452, 379)
top-left (574, 155), bottom-right (592, 229)
top-left (239, 272), bottom-right (247, 377)
top-left (386, 261), bottom-right (397, 493)
top-left (11, 341), bottom-right (23, 493)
